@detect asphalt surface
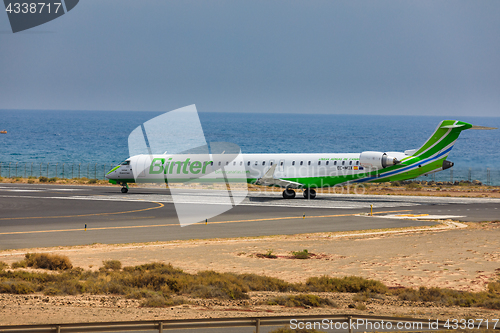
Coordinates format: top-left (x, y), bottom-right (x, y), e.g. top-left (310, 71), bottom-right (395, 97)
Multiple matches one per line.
top-left (0, 183), bottom-right (499, 250)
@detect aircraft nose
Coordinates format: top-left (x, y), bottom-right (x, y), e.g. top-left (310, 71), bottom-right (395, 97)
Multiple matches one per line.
top-left (106, 166), bottom-right (118, 179)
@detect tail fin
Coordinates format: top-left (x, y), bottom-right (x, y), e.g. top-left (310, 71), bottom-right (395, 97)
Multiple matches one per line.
top-left (409, 120), bottom-right (472, 160)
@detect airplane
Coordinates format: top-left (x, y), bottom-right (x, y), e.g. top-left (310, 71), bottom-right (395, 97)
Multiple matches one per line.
top-left (106, 120), bottom-right (495, 199)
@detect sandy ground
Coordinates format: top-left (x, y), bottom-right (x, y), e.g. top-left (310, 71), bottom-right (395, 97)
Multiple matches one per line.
top-left (1, 220), bottom-right (499, 325)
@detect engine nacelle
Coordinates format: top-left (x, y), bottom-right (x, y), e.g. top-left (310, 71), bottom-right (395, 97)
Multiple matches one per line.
top-left (360, 151), bottom-right (400, 170)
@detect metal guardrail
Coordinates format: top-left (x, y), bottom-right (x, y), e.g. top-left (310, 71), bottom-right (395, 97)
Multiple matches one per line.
top-left (0, 314), bottom-right (498, 333)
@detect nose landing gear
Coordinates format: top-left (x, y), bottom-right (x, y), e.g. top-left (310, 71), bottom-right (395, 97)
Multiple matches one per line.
top-left (120, 183), bottom-right (129, 193)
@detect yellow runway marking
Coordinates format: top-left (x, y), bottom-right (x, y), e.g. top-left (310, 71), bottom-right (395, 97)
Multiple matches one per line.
top-left (0, 201), bottom-right (164, 221)
top-left (0, 209), bottom-right (411, 236)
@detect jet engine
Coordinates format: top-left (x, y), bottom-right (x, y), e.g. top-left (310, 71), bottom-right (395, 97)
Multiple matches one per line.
top-left (360, 151), bottom-right (400, 169)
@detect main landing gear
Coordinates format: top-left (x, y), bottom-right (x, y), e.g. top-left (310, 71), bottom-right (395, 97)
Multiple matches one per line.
top-left (120, 183), bottom-right (129, 193)
top-left (303, 188), bottom-right (316, 199)
top-left (282, 188), bottom-right (317, 199)
top-left (282, 188), bottom-right (296, 199)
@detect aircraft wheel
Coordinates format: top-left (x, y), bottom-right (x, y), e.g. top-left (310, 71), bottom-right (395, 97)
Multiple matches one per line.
top-left (282, 189), bottom-right (296, 199)
top-left (303, 189), bottom-right (316, 199)
top-left (121, 187), bottom-right (128, 193)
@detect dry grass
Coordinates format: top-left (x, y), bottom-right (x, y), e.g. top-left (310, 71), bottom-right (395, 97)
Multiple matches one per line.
top-left (1, 255), bottom-right (500, 309)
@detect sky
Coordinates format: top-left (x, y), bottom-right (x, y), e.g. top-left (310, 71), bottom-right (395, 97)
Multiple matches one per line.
top-left (1, 0), bottom-right (499, 116)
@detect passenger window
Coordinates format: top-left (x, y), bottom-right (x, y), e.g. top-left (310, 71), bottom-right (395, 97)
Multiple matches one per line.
top-left (270, 161), bottom-right (273, 166)
top-left (218, 161), bottom-right (222, 166)
top-left (318, 161), bottom-right (321, 166)
top-left (255, 161), bottom-right (258, 166)
top-left (356, 161), bottom-right (359, 165)
top-left (226, 161), bottom-right (229, 166)
top-left (292, 161), bottom-right (295, 166)
top-left (308, 161), bottom-right (311, 166)
top-left (342, 161), bottom-right (345, 165)
top-left (240, 161), bottom-right (243, 166)
top-left (280, 161), bottom-right (284, 166)
top-left (349, 161), bottom-right (352, 165)
top-left (300, 161), bottom-right (303, 166)
top-left (210, 161), bottom-right (214, 166)
top-left (334, 161), bottom-right (337, 166)
top-left (247, 161), bottom-right (250, 166)
top-left (262, 161), bottom-right (265, 166)
top-left (326, 161), bottom-right (329, 166)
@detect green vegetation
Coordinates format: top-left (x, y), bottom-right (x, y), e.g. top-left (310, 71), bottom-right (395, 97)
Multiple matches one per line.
top-left (38, 176), bottom-right (48, 182)
top-left (291, 249), bottom-right (310, 259)
top-left (48, 177), bottom-right (58, 182)
top-left (267, 294), bottom-right (336, 307)
top-left (257, 249), bottom-right (277, 259)
top-left (0, 262), bottom-right (8, 270)
top-left (88, 178), bottom-right (98, 184)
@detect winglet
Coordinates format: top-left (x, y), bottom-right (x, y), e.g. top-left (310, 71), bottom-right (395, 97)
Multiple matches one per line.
top-left (262, 164), bottom-right (278, 180)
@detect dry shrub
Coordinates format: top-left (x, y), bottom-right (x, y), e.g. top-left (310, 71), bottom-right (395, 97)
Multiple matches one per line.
top-left (25, 253), bottom-right (73, 270)
top-left (102, 260), bottom-right (122, 271)
top-left (139, 294), bottom-right (185, 308)
top-left (392, 286), bottom-right (500, 308)
top-left (268, 294), bottom-right (336, 308)
top-left (305, 276), bottom-right (388, 293)
top-left (11, 260), bottom-right (27, 269)
top-left (0, 281), bottom-right (34, 294)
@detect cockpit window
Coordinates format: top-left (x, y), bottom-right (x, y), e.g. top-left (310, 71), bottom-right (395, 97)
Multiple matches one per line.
top-left (121, 161), bottom-right (130, 165)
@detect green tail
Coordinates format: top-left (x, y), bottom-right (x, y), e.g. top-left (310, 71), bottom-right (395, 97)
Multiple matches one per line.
top-left (407, 120), bottom-right (472, 160)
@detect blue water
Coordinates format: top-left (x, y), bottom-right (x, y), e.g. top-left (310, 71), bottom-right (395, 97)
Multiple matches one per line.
top-left (0, 110), bottom-right (499, 184)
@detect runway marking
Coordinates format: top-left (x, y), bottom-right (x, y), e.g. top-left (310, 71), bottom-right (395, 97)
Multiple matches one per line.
top-left (0, 201), bottom-right (164, 221)
top-left (0, 209), bottom-right (412, 236)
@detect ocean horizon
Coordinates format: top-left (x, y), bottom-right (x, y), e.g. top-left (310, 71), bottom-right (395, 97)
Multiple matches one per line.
top-left (1, 110), bottom-right (499, 185)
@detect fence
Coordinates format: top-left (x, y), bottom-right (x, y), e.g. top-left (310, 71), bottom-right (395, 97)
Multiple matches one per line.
top-left (0, 162), bottom-right (116, 180)
top-left (0, 314), bottom-right (498, 333)
top-left (416, 167), bottom-right (499, 186)
top-left (0, 162), bottom-right (499, 185)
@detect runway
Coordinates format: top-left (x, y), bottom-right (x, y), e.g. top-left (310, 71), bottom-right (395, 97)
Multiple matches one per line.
top-left (0, 183), bottom-right (498, 250)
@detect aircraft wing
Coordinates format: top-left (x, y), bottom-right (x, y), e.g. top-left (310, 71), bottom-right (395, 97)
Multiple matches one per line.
top-left (255, 164), bottom-right (304, 189)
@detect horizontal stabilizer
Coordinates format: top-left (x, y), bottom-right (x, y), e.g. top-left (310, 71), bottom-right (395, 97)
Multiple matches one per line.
top-left (470, 125), bottom-right (498, 130)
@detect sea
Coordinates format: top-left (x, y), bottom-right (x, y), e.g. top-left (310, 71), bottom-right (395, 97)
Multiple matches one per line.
top-left (0, 110), bottom-right (499, 185)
